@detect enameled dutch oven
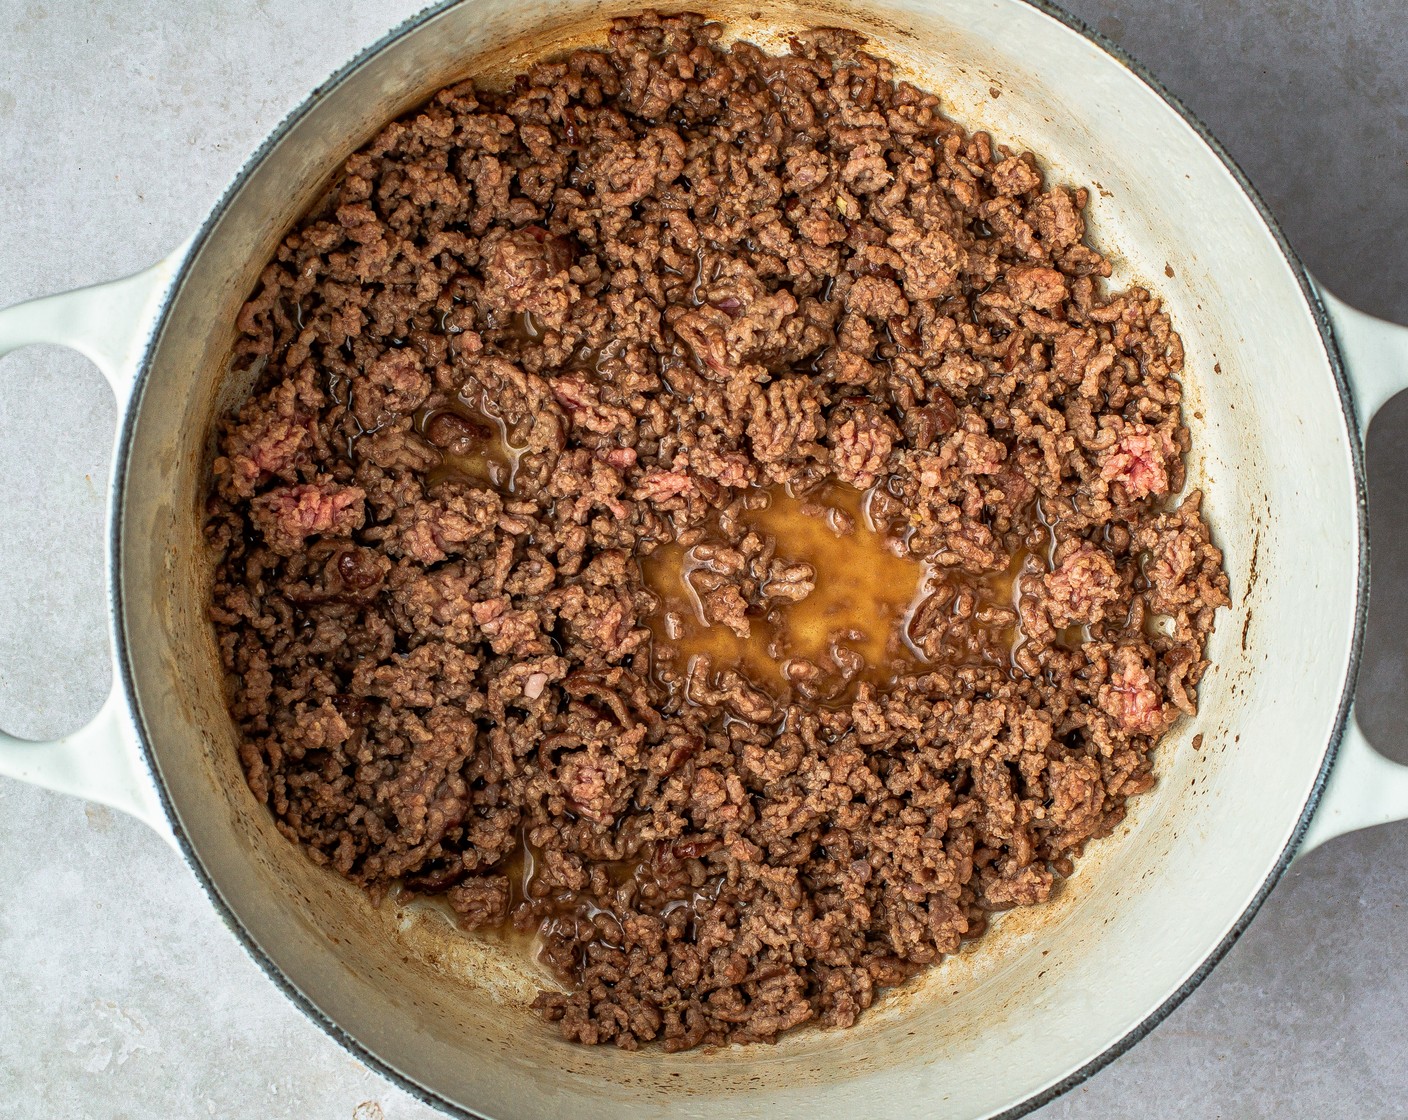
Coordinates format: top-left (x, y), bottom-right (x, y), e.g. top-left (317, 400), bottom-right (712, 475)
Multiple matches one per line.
top-left (2, 1), bottom-right (1407, 1117)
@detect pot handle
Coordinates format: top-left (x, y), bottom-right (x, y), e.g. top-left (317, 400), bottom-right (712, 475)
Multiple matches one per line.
top-left (0, 247), bottom-right (189, 844)
top-left (1298, 285), bottom-right (1408, 856)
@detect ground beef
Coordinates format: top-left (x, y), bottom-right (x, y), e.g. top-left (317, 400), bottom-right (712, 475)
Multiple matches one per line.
top-left (207, 13), bottom-right (1230, 1053)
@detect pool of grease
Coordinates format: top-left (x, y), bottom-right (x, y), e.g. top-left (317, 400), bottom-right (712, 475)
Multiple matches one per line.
top-left (413, 386), bottom-right (522, 491)
top-left (642, 481), bottom-right (1039, 705)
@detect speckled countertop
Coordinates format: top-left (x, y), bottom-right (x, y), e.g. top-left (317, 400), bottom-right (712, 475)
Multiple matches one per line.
top-left (1, 2), bottom-right (1405, 1117)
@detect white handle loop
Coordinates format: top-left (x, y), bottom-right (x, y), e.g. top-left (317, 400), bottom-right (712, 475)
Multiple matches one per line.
top-left (0, 251), bottom-right (185, 401)
top-left (1321, 287), bottom-right (1408, 431)
top-left (1299, 284), bottom-right (1408, 857)
top-left (0, 246), bottom-right (187, 843)
top-left (1300, 712), bottom-right (1408, 855)
top-left (0, 690), bottom-right (171, 842)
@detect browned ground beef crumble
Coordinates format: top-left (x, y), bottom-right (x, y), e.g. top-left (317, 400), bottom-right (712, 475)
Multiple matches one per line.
top-left (207, 13), bottom-right (1231, 1051)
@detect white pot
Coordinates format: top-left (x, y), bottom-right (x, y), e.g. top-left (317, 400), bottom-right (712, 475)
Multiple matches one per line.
top-left (2, 1), bottom-right (1406, 1117)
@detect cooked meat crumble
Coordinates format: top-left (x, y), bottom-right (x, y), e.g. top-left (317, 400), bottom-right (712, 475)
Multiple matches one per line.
top-left (206, 12), bottom-right (1230, 1052)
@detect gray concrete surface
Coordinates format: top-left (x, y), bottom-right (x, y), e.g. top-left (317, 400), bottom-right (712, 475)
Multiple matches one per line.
top-left (0, 1), bottom-right (1404, 1117)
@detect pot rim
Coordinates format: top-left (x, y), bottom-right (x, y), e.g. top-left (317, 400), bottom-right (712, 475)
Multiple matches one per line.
top-left (108, 1), bottom-right (1370, 1116)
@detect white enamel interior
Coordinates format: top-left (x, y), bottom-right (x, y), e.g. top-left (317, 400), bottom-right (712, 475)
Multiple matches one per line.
top-left (115, 1), bottom-right (1362, 1117)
